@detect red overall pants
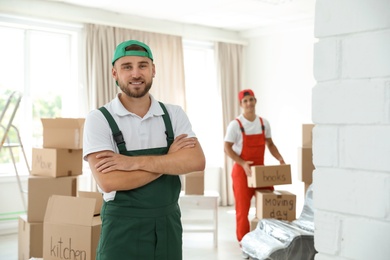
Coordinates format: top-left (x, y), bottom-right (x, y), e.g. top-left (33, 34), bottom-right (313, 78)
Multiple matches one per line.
top-left (232, 117), bottom-right (274, 242)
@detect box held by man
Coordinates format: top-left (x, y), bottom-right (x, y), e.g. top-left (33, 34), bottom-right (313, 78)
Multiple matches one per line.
top-left (247, 164), bottom-right (292, 188)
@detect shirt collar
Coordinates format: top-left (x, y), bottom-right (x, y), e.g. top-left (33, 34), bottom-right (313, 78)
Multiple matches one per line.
top-left (112, 93), bottom-right (164, 118)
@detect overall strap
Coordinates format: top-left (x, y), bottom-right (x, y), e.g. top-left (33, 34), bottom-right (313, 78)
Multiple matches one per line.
top-left (158, 102), bottom-right (174, 148)
top-left (236, 118), bottom-right (265, 134)
top-left (98, 102), bottom-right (174, 153)
top-left (259, 117), bottom-right (265, 132)
top-left (98, 106), bottom-right (127, 154)
top-left (236, 118), bottom-right (245, 133)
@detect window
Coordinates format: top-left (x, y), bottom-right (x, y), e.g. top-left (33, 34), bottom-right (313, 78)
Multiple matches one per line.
top-left (183, 40), bottom-right (224, 168)
top-left (0, 16), bottom-right (83, 175)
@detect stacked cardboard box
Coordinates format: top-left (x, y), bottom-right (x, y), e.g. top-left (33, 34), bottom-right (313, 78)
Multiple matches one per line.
top-left (43, 193), bottom-right (102, 260)
top-left (184, 171), bottom-right (205, 195)
top-left (18, 118), bottom-right (85, 260)
top-left (247, 164), bottom-right (296, 231)
top-left (297, 124), bottom-right (315, 194)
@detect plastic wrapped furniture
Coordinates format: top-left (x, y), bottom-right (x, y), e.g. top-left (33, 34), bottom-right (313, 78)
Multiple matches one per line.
top-left (241, 185), bottom-right (316, 260)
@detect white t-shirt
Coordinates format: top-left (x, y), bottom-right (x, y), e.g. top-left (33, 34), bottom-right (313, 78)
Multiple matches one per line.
top-left (224, 114), bottom-right (272, 156)
top-left (83, 94), bottom-right (196, 201)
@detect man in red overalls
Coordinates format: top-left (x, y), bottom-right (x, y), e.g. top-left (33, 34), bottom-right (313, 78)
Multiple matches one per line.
top-left (224, 89), bottom-right (285, 259)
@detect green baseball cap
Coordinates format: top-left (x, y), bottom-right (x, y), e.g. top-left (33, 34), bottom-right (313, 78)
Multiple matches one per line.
top-left (112, 40), bottom-right (154, 65)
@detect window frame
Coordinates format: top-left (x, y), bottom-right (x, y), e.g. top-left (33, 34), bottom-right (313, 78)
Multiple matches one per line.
top-left (0, 15), bottom-right (84, 176)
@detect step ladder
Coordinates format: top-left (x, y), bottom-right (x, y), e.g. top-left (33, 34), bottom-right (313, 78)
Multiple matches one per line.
top-left (0, 91), bottom-right (30, 211)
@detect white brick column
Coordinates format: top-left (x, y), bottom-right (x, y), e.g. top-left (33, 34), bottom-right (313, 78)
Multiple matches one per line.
top-left (313, 1), bottom-right (390, 259)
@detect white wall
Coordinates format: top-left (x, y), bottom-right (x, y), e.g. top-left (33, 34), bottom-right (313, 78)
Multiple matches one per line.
top-left (244, 26), bottom-right (316, 216)
top-left (313, 0), bottom-right (390, 259)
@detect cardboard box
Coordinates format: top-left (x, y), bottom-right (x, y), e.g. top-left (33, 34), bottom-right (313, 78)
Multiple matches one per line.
top-left (78, 191), bottom-right (104, 216)
top-left (27, 176), bottom-right (77, 222)
top-left (43, 195), bottom-right (102, 260)
top-left (18, 215), bottom-right (43, 260)
top-left (41, 118), bottom-right (85, 149)
top-left (255, 190), bottom-right (296, 221)
top-left (302, 124), bottom-right (315, 147)
top-left (185, 171), bottom-right (204, 195)
top-left (297, 147), bottom-right (315, 184)
top-left (247, 165), bottom-right (292, 188)
top-left (31, 148), bottom-right (83, 177)
top-left (250, 217), bottom-right (259, 231)
top-left (304, 182), bottom-right (311, 196)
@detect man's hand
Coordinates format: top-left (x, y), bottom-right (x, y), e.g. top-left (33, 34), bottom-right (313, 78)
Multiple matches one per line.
top-left (242, 160), bottom-right (254, 177)
top-left (87, 150), bottom-right (162, 192)
top-left (278, 158), bottom-right (286, 165)
top-left (168, 134), bottom-right (196, 153)
top-left (95, 152), bottom-right (133, 173)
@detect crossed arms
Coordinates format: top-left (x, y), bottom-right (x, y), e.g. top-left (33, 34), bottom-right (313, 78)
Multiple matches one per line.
top-left (86, 134), bottom-right (205, 193)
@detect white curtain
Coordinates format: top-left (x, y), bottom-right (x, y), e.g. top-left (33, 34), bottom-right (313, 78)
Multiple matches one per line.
top-left (85, 24), bottom-right (186, 110)
top-left (216, 42), bottom-right (243, 206)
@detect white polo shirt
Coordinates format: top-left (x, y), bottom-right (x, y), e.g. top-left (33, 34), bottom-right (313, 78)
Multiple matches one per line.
top-left (224, 114), bottom-right (272, 156)
top-left (83, 94), bottom-right (196, 201)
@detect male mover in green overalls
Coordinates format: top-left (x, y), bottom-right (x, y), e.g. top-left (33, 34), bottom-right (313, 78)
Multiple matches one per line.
top-left (83, 40), bottom-right (205, 260)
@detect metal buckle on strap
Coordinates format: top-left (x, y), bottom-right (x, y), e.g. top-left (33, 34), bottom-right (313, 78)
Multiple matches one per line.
top-left (165, 131), bottom-right (174, 143)
top-left (113, 131), bottom-right (125, 145)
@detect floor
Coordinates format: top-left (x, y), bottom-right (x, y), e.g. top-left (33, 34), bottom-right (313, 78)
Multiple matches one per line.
top-left (0, 206), bottom-right (252, 260)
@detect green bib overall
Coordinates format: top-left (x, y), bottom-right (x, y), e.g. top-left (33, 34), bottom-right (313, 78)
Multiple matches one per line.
top-left (96, 102), bottom-right (182, 260)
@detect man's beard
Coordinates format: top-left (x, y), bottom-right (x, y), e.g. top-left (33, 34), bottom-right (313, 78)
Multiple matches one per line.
top-left (119, 80), bottom-right (153, 98)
